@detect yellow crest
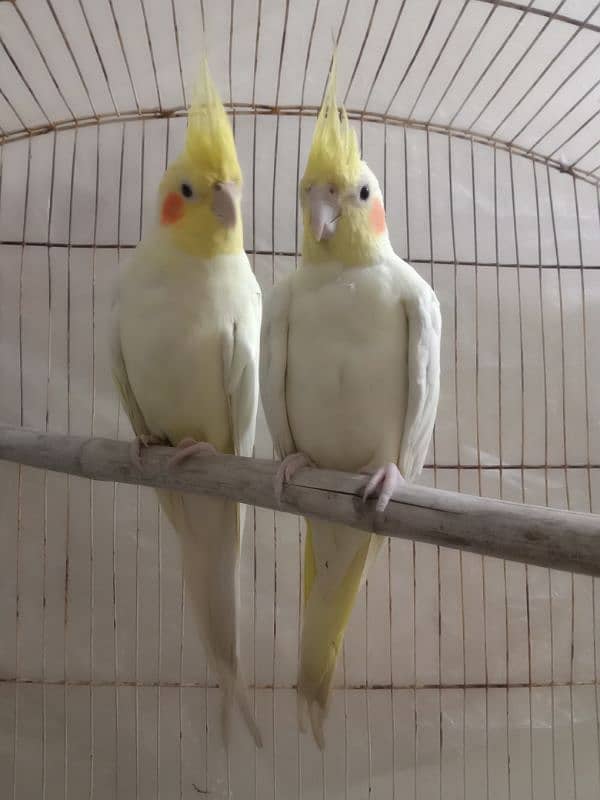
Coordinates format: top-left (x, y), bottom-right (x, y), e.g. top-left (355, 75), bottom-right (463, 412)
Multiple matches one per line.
top-left (302, 56), bottom-right (361, 190)
top-left (185, 58), bottom-right (241, 184)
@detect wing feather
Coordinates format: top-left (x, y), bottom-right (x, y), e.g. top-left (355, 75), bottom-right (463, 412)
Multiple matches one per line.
top-left (222, 287), bottom-right (262, 459)
top-left (110, 295), bottom-right (150, 438)
top-left (259, 278), bottom-right (296, 459)
top-left (398, 284), bottom-right (441, 481)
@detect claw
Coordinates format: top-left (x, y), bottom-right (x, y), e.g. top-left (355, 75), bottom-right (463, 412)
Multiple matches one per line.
top-left (169, 437), bottom-right (217, 467)
top-left (130, 433), bottom-right (166, 468)
top-left (361, 462), bottom-right (404, 514)
top-left (274, 452), bottom-right (314, 504)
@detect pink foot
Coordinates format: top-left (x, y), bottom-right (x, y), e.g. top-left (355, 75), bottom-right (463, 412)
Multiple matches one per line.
top-left (361, 463), bottom-right (404, 514)
top-left (130, 433), bottom-right (167, 468)
top-left (169, 437), bottom-right (218, 467)
top-left (274, 452), bottom-right (314, 504)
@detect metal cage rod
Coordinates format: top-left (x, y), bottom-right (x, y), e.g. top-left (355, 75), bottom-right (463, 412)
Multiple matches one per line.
top-left (1, 425), bottom-right (599, 577)
top-left (2, 241), bottom-right (599, 274)
top-left (3, 0), bottom-right (600, 177)
top-left (1, 104), bottom-right (598, 188)
top-left (476, 0), bottom-right (600, 33)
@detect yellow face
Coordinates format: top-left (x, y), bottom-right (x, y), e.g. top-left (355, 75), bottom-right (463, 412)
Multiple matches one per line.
top-left (300, 56), bottom-right (387, 267)
top-left (301, 163), bottom-right (388, 267)
top-left (157, 58), bottom-right (244, 259)
top-left (158, 153), bottom-right (243, 259)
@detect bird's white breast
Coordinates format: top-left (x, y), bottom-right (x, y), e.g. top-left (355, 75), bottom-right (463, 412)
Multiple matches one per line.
top-left (118, 242), bottom-right (254, 449)
top-left (286, 260), bottom-right (408, 472)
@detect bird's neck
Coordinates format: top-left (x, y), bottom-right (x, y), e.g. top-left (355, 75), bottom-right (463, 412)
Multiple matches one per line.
top-left (302, 231), bottom-right (385, 268)
top-left (167, 219), bottom-right (244, 259)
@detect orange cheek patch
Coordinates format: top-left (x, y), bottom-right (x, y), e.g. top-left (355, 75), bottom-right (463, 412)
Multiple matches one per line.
top-left (161, 192), bottom-right (184, 225)
top-left (370, 198), bottom-right (386, 235)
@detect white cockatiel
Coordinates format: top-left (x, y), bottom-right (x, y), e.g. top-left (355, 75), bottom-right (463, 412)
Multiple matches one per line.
top-left (111, 61), bottom-right (262, 748)
top-left (260, 62), bottom-right (441, 748)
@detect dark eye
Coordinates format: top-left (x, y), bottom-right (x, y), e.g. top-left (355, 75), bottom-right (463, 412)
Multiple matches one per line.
top-left (181, 183), bottom-right (193, 198)
top-left (359, 185), bottom-right (370, 201)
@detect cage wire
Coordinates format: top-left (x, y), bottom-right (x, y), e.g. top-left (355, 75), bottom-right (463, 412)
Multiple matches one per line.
top-left (1, 0), bottom-right (600, 797)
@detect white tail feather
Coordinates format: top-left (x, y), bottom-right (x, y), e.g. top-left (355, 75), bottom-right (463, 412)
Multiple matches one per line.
top-left (158, 490), bottom-right (262, 749)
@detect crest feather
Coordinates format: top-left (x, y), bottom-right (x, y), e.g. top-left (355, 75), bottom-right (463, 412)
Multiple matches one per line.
top-left (303, 56), bottom-right (361, 189)
top-left (185, 58), bottom-right (241, 183)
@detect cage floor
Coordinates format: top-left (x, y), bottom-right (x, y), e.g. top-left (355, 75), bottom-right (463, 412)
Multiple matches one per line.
top-left (1, 684), bottom-right (599, 799)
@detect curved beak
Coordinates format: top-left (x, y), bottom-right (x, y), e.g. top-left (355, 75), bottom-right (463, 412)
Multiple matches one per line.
top-left (212, 181), bottom-right (239, 228)
top-left (308, 184), bottom-right (340, 241)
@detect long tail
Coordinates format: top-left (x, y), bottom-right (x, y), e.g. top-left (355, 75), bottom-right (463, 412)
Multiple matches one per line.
top-left (298, 520), bottom-right (383, 749)
top-left (158, 490), bottom-right (262, 749)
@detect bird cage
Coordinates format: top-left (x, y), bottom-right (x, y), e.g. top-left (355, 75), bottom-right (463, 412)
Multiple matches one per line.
top-left (1, 0), bottom-right (600, 797)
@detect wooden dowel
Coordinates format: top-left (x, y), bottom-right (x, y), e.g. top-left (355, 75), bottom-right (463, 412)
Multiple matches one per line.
top-left (0, 424), bottom-right (599, 576)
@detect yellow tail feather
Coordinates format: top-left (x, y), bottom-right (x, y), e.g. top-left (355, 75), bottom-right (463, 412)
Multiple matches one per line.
top-left (299, 520), bottom-right (377, 748)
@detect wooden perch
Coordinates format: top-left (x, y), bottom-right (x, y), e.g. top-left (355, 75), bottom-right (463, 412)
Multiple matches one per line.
top-left (0, 424), bottom-right (599, 576)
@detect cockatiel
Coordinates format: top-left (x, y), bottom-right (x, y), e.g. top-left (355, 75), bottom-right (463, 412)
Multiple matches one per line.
top-left (111, 60), bottom-right (262, 748)
top-left (260, 61), bottom-right (441, 748)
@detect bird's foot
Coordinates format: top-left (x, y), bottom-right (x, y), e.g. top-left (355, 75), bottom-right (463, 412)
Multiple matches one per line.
top-left (169, 437), bottom-right (218, 467)
top-left (360, 462), bottom-right (404, 514)
top-left (274, 452), bottom-right (314, 504)
top-left (130, 433), bottom-right (168, 468)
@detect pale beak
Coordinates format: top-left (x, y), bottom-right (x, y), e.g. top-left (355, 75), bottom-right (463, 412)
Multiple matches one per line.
top-left (212, 181), bottom-right (239, 228)
top-left (308, 184), bottom-right (340, 241)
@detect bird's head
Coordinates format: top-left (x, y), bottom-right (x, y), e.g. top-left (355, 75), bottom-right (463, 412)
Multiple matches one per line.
top-left (300, 60), bottom-right (388, 267)
top-left (158, 59), bottom-right (243, 258)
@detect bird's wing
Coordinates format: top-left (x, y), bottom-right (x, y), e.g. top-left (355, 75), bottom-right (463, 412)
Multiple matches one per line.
top-left (110, 293), bottom-right (151, 438)
top-left (222, 282), bottom-right (262, 459)
top-left (398, 281), bottom-right (442, 482)
top-left (259, 277), bottom-right (296, 459)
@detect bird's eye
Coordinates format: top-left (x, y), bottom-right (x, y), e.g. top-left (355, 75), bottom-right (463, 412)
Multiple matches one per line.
top-left (359, 185), bottom-right (370, 201)
top-left (181, 183), bottom-right (193, 198)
